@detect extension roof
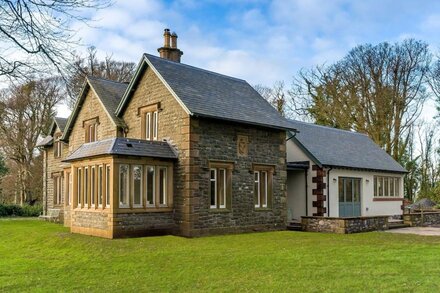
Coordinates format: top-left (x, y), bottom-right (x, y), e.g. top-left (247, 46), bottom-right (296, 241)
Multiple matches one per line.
top-left (61, 77), bottom-right (128, 141)
top-left (287, 120), bottom-right (407, 173)
top-left (62, 137), bottom-right (178, 162)
top-left (116, 53), bottom-right (295, 131)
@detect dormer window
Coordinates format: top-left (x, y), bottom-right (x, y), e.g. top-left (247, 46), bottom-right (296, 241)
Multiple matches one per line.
top-left (140, 103), bottom-right (159, 141)
top-left (84, 117), bottom-right (99, 143)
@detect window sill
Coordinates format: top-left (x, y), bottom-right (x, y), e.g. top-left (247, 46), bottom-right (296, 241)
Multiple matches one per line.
top-left (115, 207), bottom-right (173, 213)
top-left (373, 197), bottom-right (404, 202)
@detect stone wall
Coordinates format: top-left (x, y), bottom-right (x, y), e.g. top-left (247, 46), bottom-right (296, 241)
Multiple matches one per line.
top-left (404, 212), bottom-right (440, 226)
top-left (70, 209), bottom-right (111, 238)
top-left (302, 216), bottom-right (389, 234)
top-left (113, 212), bottom-right (175, 237)
top-left (188, 118), bottom-right (287, 236)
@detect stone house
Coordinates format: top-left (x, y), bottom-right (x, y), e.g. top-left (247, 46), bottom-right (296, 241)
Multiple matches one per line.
top-left (285, 120), bottom-right (407, 222)
top-left (38, 29), bottom-right (295, 238)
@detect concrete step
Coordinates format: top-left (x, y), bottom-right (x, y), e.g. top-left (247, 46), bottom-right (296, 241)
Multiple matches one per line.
top-left (388, 223), bottom-right (410, 229)
top-left (287, 222), bottom-right (302, 231)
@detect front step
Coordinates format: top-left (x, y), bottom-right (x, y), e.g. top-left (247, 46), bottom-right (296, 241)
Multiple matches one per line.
top-left (287, 222), bottom-right (302, 231)
top-left (388, 222), bottom-right (410, 229)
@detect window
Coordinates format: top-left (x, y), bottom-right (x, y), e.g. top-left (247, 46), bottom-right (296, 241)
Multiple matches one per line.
top-left (91, 166), bottom-right (95, 207)
top-left (374, 176), bottom-right (401, 197)
top-left (119, 165), bottom-right (129, 207)
top-left (153, 111), bottom-right (158, 140)
top-left (159, 167), bottom-right (167, 206)
top-left (77, 168), bottom-right (82, 207)
top-left (98, 166), bottom-right (103, 207)
top-left (84, 118), bottom-right (98, 143)
top-left (54, 135), bottom-right (62, 158)
top-left (53, 175), bottom-right (63, 205)
top-left (209, 162), bottom-right (233, 209)
top-left (253, 165), bottom-right (274, 209)
top-left (140, 104), bottom-right (159, 141)
top-left (105, 165), bottom-right (110, 207)
top-left (67, 171), bottom-right (72, 206)
top-left (146, 166), bottom-right (155, 206)
top-left (133, 165), bottom-right (143, 207)
top-left (84, 167), bottom-right (89, 207)
top-left (145, 112), bottom-right (151, 140)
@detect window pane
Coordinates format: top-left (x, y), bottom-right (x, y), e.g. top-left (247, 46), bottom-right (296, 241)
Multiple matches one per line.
top-left (353, 179), bottom-right (360, 202)
top-left (218, 169), bottom-right (226, 208)
top-left (153, 111), bottom-right (158, 140)
top-left (395, 178), bottom-right (400, 197)
top-left (133, 165), bottom-right (142, 206)
top-left (98, 167), bottom-right (103, 206)
top-left (339, 178), bottom-right (344, 202)
top-left (374, 177), bottom-right (377, 197)
top-left (91, 167), bottom-right (95, 205)
top-left (106, 166), bottom-right (110, 207)
top-left (54, 177), bottom-right (58, 204)
top-left (159, 167), bottom-right (167, 205)
top-left (261, 171), bottom-right (267, 208)
top-left (254, 171), bottom-right (260, 207)
top-left (77, 169), bottom-right (82, 206)
top-left (146, 166), bottom-right (155, 205)
top-left (84, 168), bottom-right (88, 205)
top-left (119, 165), bottom-right (129, 206)
top-left (378, 177), bottom-right (383, 197)
top-left (390, 178), bottom-right (395, 197)
top-left (345, 178), bottom-right (352, 202)
top-left (146, 113), bottom-right (151, 139)
top-left (384, 177), bottom-right (389, 197)
top-left (68, 173), bottom-right (72, 205)
top-left (210, 169), bottom-right (216, 207)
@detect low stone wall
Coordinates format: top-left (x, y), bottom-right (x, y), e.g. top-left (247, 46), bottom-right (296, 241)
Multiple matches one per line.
top-left (404, 211), bottom-right (440, 227)
top-left (113, 212), bottom-right (175, 237)
top-left (302, 216), bottom-right (389, 234)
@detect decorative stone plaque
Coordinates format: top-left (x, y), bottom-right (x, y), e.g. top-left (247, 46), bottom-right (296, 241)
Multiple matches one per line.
top-left (237, 135), bottom-right (249, 157)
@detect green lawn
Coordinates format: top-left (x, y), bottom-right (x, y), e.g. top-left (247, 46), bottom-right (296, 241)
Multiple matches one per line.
top-left (1, 220), bottom-right (440, 292)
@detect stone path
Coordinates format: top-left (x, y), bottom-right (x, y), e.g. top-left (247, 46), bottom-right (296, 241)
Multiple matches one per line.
top-left (385, 226), bottom-right (440, 236)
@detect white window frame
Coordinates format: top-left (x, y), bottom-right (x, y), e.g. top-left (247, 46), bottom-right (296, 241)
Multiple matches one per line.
top-left (67, 172), bottom-right (72, 206)
top-left (105, 165), bottom-right (111, 208)
top-left (254, 171), bottom-right (260, 208)
top-left (145, 165), bottom-right (155, 207)
top-left (145, 112), bottom-right (151, 140)
top-left (132, 165), bottom-right (143, 208)
top-left (210, 168), bottom-right (217, 209)
top-left (159, 167), bottom-right (167, 206)
top-left (218, 168), bottom-right (227, 209)
top-left (153, 111), bottom-right (158, 141)
top-left (374, 176), bottom-right (401, 197)
top-left (119, 164), bottom-right (130, 208)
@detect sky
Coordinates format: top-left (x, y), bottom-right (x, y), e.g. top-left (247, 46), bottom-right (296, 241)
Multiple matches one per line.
top-left (59, 0), bottom-right (440, 119)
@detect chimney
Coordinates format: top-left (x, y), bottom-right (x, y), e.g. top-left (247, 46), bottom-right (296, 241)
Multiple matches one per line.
top-left (157, 28), bottom-right (183, 63)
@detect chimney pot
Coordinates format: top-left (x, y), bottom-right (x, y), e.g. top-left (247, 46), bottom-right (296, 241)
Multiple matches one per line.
top-left (163, 28), bottom-right (171, 48)
top-left (158, 28), bottom-right (183, 63)
top-left (171, 32), bottom-right (178, 48)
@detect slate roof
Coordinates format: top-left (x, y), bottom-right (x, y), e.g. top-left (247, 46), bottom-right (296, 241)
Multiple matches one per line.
top-left (54, 117), bottom-right (68, 132)
top-left (63, 138), bottom-right (178, 162)
top-left (116, 53), bottom-right (295, 131)
top-left (36, 135), bottom-right (53, 147)
top-left (287, 120), bottom-right (407, 173)
top-left (87, 77), bottom-right (127, 127)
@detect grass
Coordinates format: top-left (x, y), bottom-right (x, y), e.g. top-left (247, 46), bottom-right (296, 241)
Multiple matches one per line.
top-left (1, 220), bottom-right (440, 292)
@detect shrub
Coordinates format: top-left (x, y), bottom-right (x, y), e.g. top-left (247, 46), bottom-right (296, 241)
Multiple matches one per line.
top-left (0, 204), bottom-right (43, 217)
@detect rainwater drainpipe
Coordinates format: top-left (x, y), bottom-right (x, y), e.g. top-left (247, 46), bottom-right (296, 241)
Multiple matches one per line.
top-left (327, 167), bottom-right (332, 217)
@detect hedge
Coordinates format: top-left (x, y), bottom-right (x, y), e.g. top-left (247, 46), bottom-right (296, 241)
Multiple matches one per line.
top-left (0, 204), bottom-right (43, 217)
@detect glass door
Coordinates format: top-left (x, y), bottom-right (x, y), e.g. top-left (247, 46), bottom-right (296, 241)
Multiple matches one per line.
top-left (338, 177), bottom-right (361, 217)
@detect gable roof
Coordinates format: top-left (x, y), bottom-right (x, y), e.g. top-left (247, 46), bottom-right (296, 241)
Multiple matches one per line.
top-left (61, 77), bottom-right (128, 141)
top-left (287, 120), bottom-right (407, 173)
top-left (62, 137), bottom-right (178, 162)
top-left (116, 53), bottom-right (295, 131)
top-left (36, 117), bottom-right (68, 147)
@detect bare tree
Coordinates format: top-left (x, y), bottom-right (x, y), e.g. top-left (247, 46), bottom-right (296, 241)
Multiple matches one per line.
top-left (254, 81), bottom-right (291, 118)
top-left (291, 39), bottom-right (431, 161)
top-left (66, 46), bottom-right (136, 108)
top-left (0, 78), bottom-right (62, 205)
top-left (0, 0), bottom-right (110, 80)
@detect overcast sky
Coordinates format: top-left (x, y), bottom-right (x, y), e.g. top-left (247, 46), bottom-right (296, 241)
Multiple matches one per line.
top-left (59, 0), bottom-right (440, 119)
